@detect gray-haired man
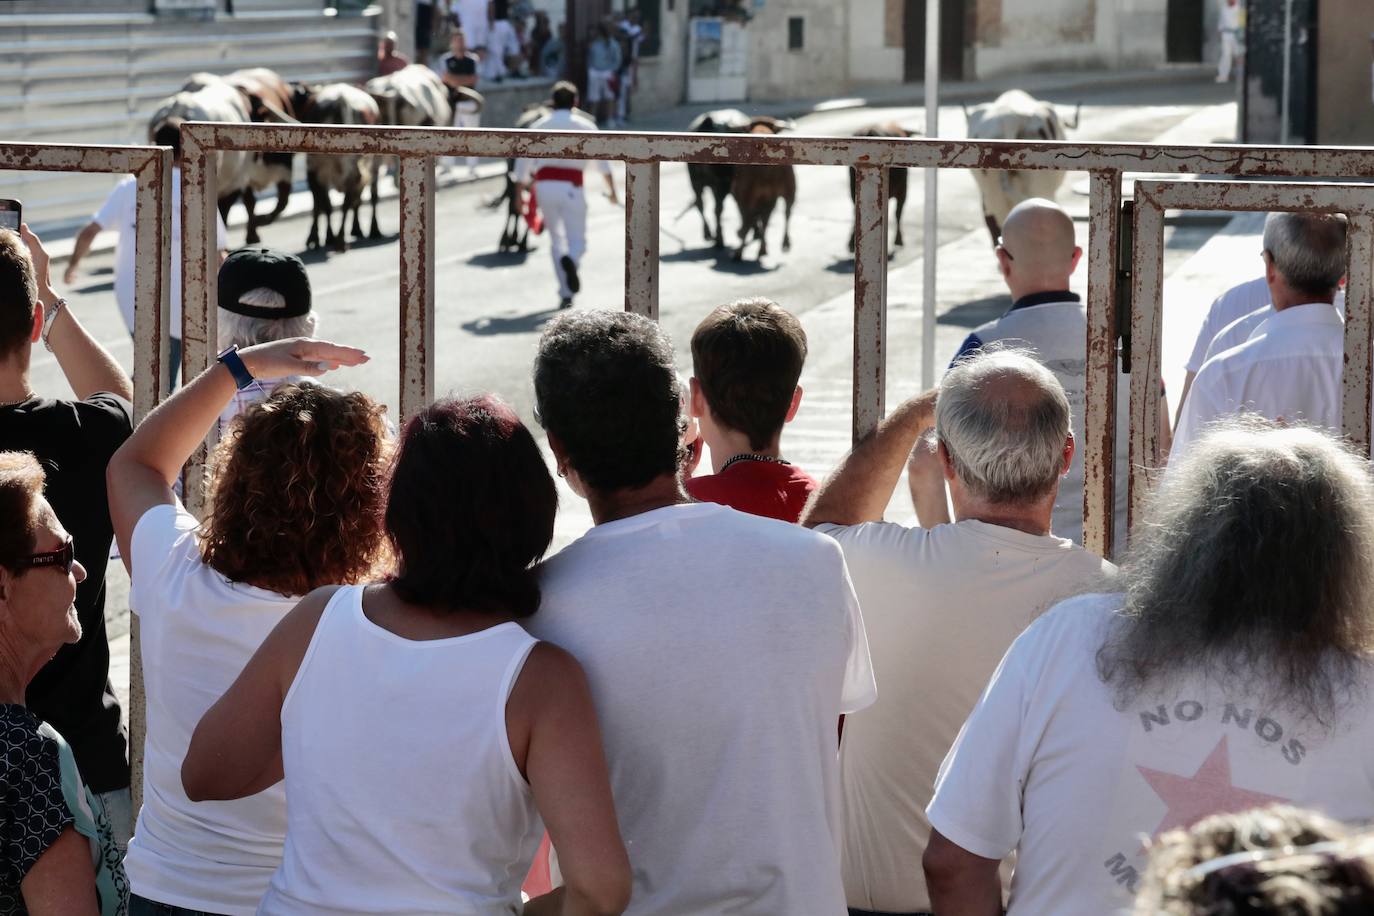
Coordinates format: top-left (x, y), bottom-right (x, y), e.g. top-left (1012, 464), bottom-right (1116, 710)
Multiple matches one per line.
top-left (801, 348), bottom-right (1114, 916)
top-left (1171, 211), bottom-right (1348, 462)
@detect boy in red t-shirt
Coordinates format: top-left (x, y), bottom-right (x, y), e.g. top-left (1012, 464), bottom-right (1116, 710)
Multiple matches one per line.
top-left (686, 297), bottom-right (816, 522)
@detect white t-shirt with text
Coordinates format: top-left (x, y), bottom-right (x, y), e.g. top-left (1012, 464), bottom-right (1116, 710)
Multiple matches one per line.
top-left (927, 593), bottom-right (1374, 916)
top-left (819, 519), bottom-right (1113, 913)
top-left (124, 503), bottom-right (292, 915)
top-left (93, 167), bottom-right (227, 338)
top-left (526, 502), bottom-right (876, 915)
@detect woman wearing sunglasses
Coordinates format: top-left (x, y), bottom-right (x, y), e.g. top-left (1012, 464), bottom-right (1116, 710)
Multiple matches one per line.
top-left (0, 451), bottom-right (125, 914)
top-left (107, 338), bottom-right (391, 916)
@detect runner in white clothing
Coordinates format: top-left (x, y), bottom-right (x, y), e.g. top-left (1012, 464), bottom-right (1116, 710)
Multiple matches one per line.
top-left (515, 82), bottom-right (618, 309)
top-left (1172, 212), bottom-right (1348, 462)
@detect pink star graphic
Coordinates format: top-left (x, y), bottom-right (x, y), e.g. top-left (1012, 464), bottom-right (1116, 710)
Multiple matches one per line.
top-left (1137, 735), bottom-right (1289, 837)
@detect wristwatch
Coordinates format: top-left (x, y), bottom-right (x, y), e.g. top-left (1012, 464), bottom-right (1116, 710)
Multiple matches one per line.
top-left (40, 298), bottom-right (65, 352)
top-left (216, 345), bottom-right (256, 391)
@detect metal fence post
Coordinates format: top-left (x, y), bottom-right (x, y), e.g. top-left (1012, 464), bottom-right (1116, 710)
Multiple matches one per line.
top-left (1083, 170), bottom-right (1122, 560)
top-left (398, 154), bottom-right (436, 421)
top-left (852, 165), bottom-right (890, 441)
top-left (179, 126), bottom-right (220, 517)
top-left (624, 162), bottom-right (660, 319)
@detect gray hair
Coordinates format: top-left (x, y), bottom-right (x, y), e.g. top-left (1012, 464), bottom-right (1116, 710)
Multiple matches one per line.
top-left (936, 347), bottom-right (1071, 505)
top-left (216, 287), bottom-right (318, 350)
top-left (1262, 211), bottom-right (1347, 297)
top-left (1099, 416), bottom-right (1374, 725)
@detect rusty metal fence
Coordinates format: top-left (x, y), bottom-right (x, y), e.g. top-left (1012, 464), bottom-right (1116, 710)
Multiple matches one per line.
top-left (0, 140), bottom-right (172, 812)
top-left (7, 127), bottom-right (1374, 812)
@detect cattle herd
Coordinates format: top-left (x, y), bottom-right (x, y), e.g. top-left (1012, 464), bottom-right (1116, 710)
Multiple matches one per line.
top-left (150, 70), bottom-right (1075, 259)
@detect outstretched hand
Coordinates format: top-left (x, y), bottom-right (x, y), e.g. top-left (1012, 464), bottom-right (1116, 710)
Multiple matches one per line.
top-left (239, 338), bottom-right (370, 381)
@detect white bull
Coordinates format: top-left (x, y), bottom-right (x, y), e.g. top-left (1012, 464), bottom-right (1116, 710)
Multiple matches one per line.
top-left (150, 75), bottom-right (256, 200)
top-left (965, 90), bottom-right (1078, 244)
top-left (365, 64), bottom-right (455, 127)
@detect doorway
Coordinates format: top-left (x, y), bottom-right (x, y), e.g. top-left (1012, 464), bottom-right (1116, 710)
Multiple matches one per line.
top-left (904, 0), bottom-right (965, 82)
top-left (1166, 0), bottom-right (1205, 62)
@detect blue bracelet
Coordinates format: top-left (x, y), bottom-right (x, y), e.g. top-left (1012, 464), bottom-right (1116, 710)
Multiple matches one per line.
top-left (216, 345), bottom-right (256, 391)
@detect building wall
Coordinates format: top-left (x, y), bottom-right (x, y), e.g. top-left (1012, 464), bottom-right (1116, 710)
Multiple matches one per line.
top-left (632, 0), bottom-right (689, 114)
top-left (1315, 0), bottom-right (1374, 144)
top-left (972, 0), bottom-right (1166, 77)
top-left (749, 0), bottom-right (851, 100)
top-left (847, 0), bottom-right (905, 85)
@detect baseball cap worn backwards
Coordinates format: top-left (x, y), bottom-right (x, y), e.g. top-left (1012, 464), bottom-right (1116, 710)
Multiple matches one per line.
top-left (218, 247), bottom-right (313, 319)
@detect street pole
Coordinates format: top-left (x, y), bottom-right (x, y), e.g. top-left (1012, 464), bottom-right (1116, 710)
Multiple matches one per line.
top-left (921, 0), bottom-right (940, 389)
top-left (1280, 0), bottom-right (1293, 144)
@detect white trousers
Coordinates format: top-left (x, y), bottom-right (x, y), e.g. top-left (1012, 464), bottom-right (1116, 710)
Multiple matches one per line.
top-left (534, 179), bottom-right (587, 299)
top-left (1218, 30), bottom-right (1240, 81)
top-left (448, 104), bottom-right (481, 169)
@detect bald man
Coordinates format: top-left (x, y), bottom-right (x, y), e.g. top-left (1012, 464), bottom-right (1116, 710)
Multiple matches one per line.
top-left (925, 198), bottom-right (1167, 553)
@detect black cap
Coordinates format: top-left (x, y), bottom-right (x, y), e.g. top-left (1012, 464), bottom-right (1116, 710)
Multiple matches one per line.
top-left (218, 247), bottom-right (312, 319)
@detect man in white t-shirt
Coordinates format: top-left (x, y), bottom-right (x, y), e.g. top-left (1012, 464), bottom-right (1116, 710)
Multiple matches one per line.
top-left (64, 123), bottom-right (228, 392)
top-left (527, 309), bottom-right (876, 915)
top-left (924, 419), bottom-right (1374, 916)
top-left (1172, 212), bottom-right (1348, 462)
top-left (801, 349), bottom-right (1113, 916)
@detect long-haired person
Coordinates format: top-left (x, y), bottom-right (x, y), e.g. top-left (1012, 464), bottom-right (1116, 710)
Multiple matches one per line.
top-left (182, 396), bottom-right (631, 916)
top-left (925, 418), bottom-right (1374, 916)
top-left (107, 338), bottom-right (390, 916)
top-left (0, 452), bottom-right (125, 914)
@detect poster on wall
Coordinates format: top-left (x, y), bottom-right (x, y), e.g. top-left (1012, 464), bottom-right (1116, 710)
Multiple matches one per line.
top-left (687, 16), bottom-right (748, 102)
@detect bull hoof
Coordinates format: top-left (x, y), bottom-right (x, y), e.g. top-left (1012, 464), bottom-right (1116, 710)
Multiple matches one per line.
top-left (246, 231), bottom-right (260, 245)
top-left (894, 234), bottom-right (905, 248)
top-left (369, 227), bottom-right (383, 241)
top-left (847, 237), bottom-right (855, 253)
top-left (732, 249), bottom-right (744, 262)
top-left (782, 239), bottom-right (791, 253)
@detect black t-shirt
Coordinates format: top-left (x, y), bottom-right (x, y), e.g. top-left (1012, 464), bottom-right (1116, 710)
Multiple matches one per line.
top-left (0, 393), bottom-right (132, 793)
top-left (443, 51), bottom-right (479, 77)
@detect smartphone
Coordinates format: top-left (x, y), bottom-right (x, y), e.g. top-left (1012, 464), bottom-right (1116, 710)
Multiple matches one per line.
top-left (0, 199), bottom-right (20, 233)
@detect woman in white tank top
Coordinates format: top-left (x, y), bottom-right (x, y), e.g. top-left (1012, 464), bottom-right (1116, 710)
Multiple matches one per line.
top-left (182, 395), bottom-right (630, 916)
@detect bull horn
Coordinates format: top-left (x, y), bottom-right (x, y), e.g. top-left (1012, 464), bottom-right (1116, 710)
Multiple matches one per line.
top-left (259, 101), bottom-right (299, 125)
top-left (1063, 102), bottom-right (1082, 131)
top-left (960, 102), bottom-right (973, 129)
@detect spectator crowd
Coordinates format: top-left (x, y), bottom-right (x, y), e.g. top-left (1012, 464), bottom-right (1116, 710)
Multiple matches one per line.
top-left (2, 195), bottom-right (1374, 916)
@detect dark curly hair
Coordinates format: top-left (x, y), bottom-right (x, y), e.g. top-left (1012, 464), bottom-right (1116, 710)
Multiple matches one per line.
top-left (200, 383), bottom-right (391, 596)
top-left (386, 395), bottom-right (556, 617)
top-left (533, 309), bottom-right (684, 492)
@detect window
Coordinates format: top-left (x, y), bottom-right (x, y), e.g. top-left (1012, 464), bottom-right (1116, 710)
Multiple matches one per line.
top-left (788, 15), bottom-right (804, 50)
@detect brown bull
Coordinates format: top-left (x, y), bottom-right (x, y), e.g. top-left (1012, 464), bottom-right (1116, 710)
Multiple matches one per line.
top-left (730, 117), bottom-right (795, 262)
top-left (847, 123), bottom-right (918, 253)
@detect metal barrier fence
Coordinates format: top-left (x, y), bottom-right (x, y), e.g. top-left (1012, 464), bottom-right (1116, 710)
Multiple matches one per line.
top-left (0, 140), bottom-right (172, 812)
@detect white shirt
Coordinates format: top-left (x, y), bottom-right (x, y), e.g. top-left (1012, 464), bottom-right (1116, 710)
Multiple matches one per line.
top-left (93, 167), bottom-right (228, 338)
top-left (1219, 0), bottom-right (1243, 31)
top-left (1183, 276), bottom-right (1271, 374)
top-left (1200, 290), bottom-right (1346, 368)
top-left (125, 503), bottom-right (292, 915)
top-left (927, 592), bottom-right (1374, 916)
top-left (526, 502), bottom-right (876, 915)
top-left (514, 108), bottom-right (613, 182)
top-left (817, 520), bottom-right (1113, 913)
top-left (261, 587), bottom-right (543, 914)
top-left (1173, 301), bottom-right (1345, 461)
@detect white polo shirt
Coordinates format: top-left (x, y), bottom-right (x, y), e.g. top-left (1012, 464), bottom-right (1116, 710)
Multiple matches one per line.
top-left (1172, 301), bottom-right (1345, 461)
top-left (1200, 290), bottom-right (1345, 368)
top-left (1183, 276), bottom-right (1271, 374)
top-left (513, 108), bottom-right (612, 182)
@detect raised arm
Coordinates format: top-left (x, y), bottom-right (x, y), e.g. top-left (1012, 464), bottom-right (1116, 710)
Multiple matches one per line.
top-left (106, 337), bottom-right (368, 570)
top-left (22, 225), bottom-right (131, 402)
top-left (182, 586), bottom-right (337, 801)
top-left (513, 644), bottom-right (631, 916)
top-left (61, 222), bottom-right (101, 287)
top-left (907, 429), bottom-right (951, 527)
top-left (800, 387), bottom-right (938, 528)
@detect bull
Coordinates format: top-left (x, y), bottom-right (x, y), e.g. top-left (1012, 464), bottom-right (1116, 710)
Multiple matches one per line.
top-left (963, 90), bottom-right (1080, 244)
top-left (684, 108), bottom-right (751, 248)
top-left (171, 69), bottom-right (298, 244)
top-left (291, 83), bottom-right (381, 251)
top-left (848, 122), bottom-right (919, 253)
top-left (730, 118), bottom-right (795, 262)
top-left (365, 63), bottom-right (455, 127)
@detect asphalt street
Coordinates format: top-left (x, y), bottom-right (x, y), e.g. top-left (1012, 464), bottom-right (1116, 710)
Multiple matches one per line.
top-left (23, 75), bottom-right (1238, 706)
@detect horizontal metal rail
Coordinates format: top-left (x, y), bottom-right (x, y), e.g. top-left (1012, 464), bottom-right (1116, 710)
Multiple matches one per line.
top-left (0, 140), bottom-right (171, 815)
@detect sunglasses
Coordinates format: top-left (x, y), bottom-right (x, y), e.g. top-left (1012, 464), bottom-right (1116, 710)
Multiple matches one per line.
top-left (15, 537), bottom-right (75, 575)
top-left (997, 237), bottom-right (1014, 261)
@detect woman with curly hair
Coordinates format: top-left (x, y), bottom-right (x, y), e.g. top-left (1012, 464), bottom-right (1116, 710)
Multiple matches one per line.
top-left (107, 338), bottom-right (389, 916)
top-left (182, 396), bottom-right (631, 915)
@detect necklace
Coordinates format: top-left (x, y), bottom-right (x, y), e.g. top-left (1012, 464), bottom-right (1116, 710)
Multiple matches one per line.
top-left (720, 453), bottom-right (791, 473)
